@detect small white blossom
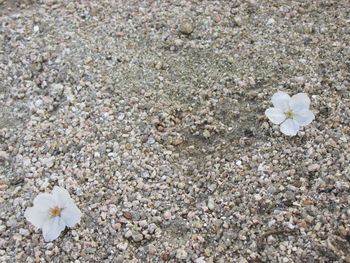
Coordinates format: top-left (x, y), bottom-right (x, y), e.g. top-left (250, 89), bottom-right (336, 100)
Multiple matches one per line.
top-left (25, 186), bottom-right (81, 242)
top-left (265, 91), bottom-right (315, 136)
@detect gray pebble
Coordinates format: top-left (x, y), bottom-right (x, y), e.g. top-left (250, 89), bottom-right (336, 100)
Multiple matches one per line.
top-left (176, 248), bottom-right (188, 260)
top-left (179, 22), bottom-right (194, 35)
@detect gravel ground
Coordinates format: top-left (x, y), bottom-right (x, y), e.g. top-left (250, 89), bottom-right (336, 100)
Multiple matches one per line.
top-left (1, 0), bottom-right (350, 262)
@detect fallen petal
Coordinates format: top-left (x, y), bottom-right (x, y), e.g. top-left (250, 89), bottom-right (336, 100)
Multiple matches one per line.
top-left (280, 119), bottom-right (299, 136)
top-left (271, 91), bottom-right (290, 111)
top-left (265, 108), bottom-right (286, 124)
top-left (42, 216), bottom-right (66, 242)
top-left (24, 207), bottom-right (49, 229)
top-left (294, 109), bottom-right (315, 126)
top-left (60, 204), bottom-right (81, 227)
top-left (33, 193), bottom-right (56, 211)
top-left (290, 93), bottom-right (311, 111)
top-left (52, 186), bottom-right (73, 208)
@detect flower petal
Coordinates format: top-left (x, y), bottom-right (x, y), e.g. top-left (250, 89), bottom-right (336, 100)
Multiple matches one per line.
top-left (42, 216), bottom-right (66, 242)
top-left (271, 91), bottom-right (290, 111)
top-left (280, 119), bottom-right (300, 136)
top-left (290, 93), bottom-right (311, 111)
top-left (25, 206), bottom-right (49, 228)
top-left (265, 108), bottom-right (286, 124)
top-left (52, 186), bottom-right (73, 208)
top-left (33, 193), bottom-right (57, 210)
top-left (294, 109), bottom-right (315, 126)
top-left (61, 203), bottom-right (81, 227)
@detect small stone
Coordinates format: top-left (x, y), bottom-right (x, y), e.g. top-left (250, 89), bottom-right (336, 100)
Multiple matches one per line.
top-left (90, 7), bottom-right (98, 16)
top-left (208, 183), bottom-right (217, 191)
top-left (117, 242), bottom-right (128, 251)
top-left (138, 220), bottom-right (148, 228)
top-left (204, 247), bottom-right (211, 257)
top-left (238, 257), bottom-right (249, 263)
top-left (125, 143), bottom-right (132, 150)
top-left (314, 223), bottom-right (321, 232)
top-left (203, 130), bottom-right (211, 138)
top-left (266, 18), bottom-right (275, 25)
top-left (124, 230), bottom-right (132, 238)
top-left (173, 136), bottom-right (183, 146)
top-left (233, 16), bottom-right (242, 26)
top-left (118, 113), bottom-right (125, 120)
top-left (155, 61), bottom-right (163, 70)
top-left (298, 220), bottom-right (308, 228)
top-left (267, 235), bottom-right (276, 244)
top-left (179, 22), bottom-right (194, 35)
top-left (208, 197), bottom-right (215, 210)
top-left (339, 226), bottom-right (348, 237)
top-left (40, 157), bottom-right (54, 168)
top-left (315, 135), bottom-right (324, 143)
top-left (176, 248), bottom-right (188, 260)
top-left (213, 219), bottom-right (223, 227)
top-left (22, 158), bottom-right (31, 167)
top-left (301, 200), bottom-right (314, 206)
top-left (163, 211), bottom-right (171, 220)
top-left (319, 25), bottom-right (327, 34)
top-left (305, 215), bottom-right (314, 223)
top-left (308, 164), bottom-right (320, 172)
top-left (0, 151), bottom-right (9, 160)
top-left (131, 232), bottom-right (143, 242)
top-left (148, 244), bottom-right (156, 254)
top-left (123, 211), bottom-right (133, 220)
top-left (162, 253), bottom-right (170, 261)
top-left (115, 255), bottom-right (124, 263)
top-left (254, 194), bottom-right (262, 201)
top-left (148, 223), bottom-right (157, 234)
top-left (174, 39), bottom-right (183, 46)
top-left (49, 83), bottom-right (64, 98)
top-left (112, 223), bottom-right (121, 231)
top-left (66, 2), bottom-right (75, 9)
top-left (34, 99), bottom-right (43, 107)
top-left (196, 258), bottom-right (206, 263)
top-left (44, 0), bottom-right (57, 6)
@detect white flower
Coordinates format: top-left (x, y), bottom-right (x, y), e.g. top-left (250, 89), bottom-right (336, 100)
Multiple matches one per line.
top-left (25, 186), bottom-right (81, 242)
top-left (265, 91), bottom-right (315, 136)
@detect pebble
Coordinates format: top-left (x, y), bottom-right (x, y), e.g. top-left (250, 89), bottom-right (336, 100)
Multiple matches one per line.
top-left (266, 18), bottom-right (276, 25)
top-left (33, 25), bottom-right (40, 32)
top-left (117, 242), bottom-right (128, 251)
top-left (131, 232), bottom-right (143, 242)
top-left (39, 157), bottom-right (54, 168)
top-left (49, 83), bottom-right (64, 97)
top-left (179, 22), bottom-right (194, 35)
top-left (124, 230), bottom-right (132, 239)
top-left (163, 211), bottom-right (171, 220)
top-left (308, 164), bottom-right (320, 172)
top-left (0, 151), bottom-right (9, 160)
top-left (176, 248), bottom-right (188, 260)
top-left (208, 197), bottom-right (215, 210)
top-left (174, 39), bottom-right (183, 46)
top-left (204, 247), bottom-right (211, 257)
top-left (203, 130), bottom-right (211, 138)
top-left (233, 16), bottom-right (242, 27)
top-left (195, 258), bottom-right (206, 263)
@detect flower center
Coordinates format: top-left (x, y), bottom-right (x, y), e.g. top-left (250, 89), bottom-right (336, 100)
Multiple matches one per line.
top-left (50, 206), bottom-right (63, 217)
top-left (285, 110), bottom-right (295, 119)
